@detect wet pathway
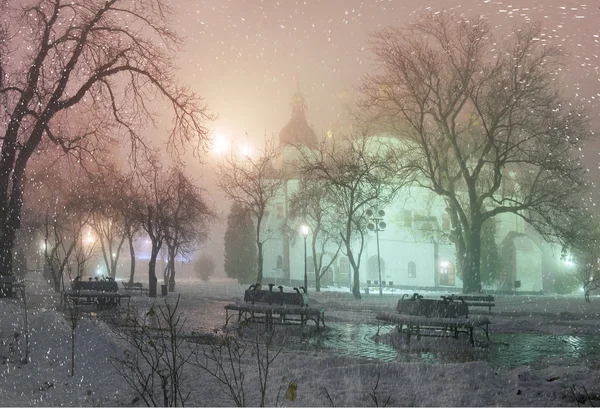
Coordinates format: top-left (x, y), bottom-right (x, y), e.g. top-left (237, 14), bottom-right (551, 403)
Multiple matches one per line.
top-left (169, 299), bottom-right (600, 370)
top-left (301, 322), bottom-right (600, 369)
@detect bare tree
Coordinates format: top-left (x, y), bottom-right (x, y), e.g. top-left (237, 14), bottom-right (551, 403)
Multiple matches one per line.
top-left (0, 0), bottom-right (211, 276)
top-left (43, 197), bottom-right (95, 291)
top-left (289, 179), bottom-right (342, 292)
top-left (81, 166), bottom-right (130, 279)
top-left (195, 254), bottom-right (216, 282)
top-left (134, 159), bottom-right (213, 297)
top-left (116, 171), bottom-right (144, 284)
top-left (563, 208), bottom-right (600, 302)
top-left (216, 140), bottom-right (284, 284)
top-left (111, 296), bottom-right (194, 407)
top-left (359, 11), bottom-right (591, 292)
top-left (574, 244), bottom-right (600, 302)
top-left (295, 134), bottom-right (407, 299)
top-left (163, 170), bottom-right (214, 292)
top-left (133, 160), bottom-right (170, 297)
top-left (26, 163), bottom-right (96, 291)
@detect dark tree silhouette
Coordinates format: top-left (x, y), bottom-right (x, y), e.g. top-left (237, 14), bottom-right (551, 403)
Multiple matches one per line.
top-left (360, 11), bottom-right (591, 292)
top-left (289, 179), bottom-right (342, 292)
top-left (134, 159), bottom-right (213, 297)
top-left (224, 202), bottom-right (257, 284)
top-left (295, 134), bottom-right (408, 299)
top-left (0, 0), bottom-right (211, 276)
top-left (217, 140), bottom-right (283, 284)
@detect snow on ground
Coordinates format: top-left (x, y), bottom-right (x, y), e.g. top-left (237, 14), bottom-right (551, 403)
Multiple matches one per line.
top-left (0, 273), bottom-right (599, 406)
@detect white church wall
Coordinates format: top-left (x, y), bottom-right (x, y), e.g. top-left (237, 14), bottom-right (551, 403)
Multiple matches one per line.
top-left (263, 237), bottom-right (283, 281)
top-left (515, 247), bottom-right (543, 292)
top-left (363, 238), bottom-right (437, 287)
top-left (496, 212), bottom-right (525, 242)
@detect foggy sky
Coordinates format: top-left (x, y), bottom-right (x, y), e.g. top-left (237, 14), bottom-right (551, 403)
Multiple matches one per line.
top-left (174, 0), bottom-right (600, 147)
top-left (168, 0), bottom-right (600, 267)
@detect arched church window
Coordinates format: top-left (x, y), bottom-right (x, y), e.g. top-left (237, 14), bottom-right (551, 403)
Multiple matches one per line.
top-left (368, 255), bottom-right (385, 281)
top-left (408, 262), bottom-right (416, 278)
top-left (439, 261), bottom-right (455, 286)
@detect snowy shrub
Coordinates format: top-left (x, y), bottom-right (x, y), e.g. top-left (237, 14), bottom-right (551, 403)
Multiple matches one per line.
top-left (111, 296), bottom-right (194, 407)
top-left (553, 273), bottom-right (579, 295)
top-left (195, 255), bottom-right (216, 282)
top-left (191, 329), bottom-right (290, 407)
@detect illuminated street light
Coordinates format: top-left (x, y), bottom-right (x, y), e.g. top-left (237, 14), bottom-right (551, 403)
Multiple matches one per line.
top-left (212, 132), bottom-right (229, 155)
top-left (564, 255), bottom-right (575, 267)
top-left (367, 209), bottom-right (386, 296)
top-left (301, 225), bottom-right (309, 292)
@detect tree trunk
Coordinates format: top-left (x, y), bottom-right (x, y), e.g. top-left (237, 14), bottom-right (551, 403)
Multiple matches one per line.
top-left (351, 264), bottom-right (361, 300)
top-left (257, 241), bottom-right (263, 284)
top-left (462, 225), bottom-right (482, 294)
top-left (346, 246), bottom-right (361, 300)
top-left (315, 274), bottom-right (321, 292)
top-left (0, 205), bottom-right (19, 276)
top-left (148, 243), bottom-right (160, 297)
top-left (128, 235), bottom-right (136, 284)
top-left (71, 328), bottom-right (75, 377)
top-left (53, 273), bottom-right (61, 292)
top-left (0, 125), bottom-right (41, 277)
top-left (110, 257), bottom-right (117, 280)
top-left (168, 245), bottom-right (176, 292)
top-left (0, 245), bottom-right (13, 277)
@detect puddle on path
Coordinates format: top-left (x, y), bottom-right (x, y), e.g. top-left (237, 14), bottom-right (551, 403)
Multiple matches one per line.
top-left (136, 300), bottom-right (600, 370)
top-left (301, 322), bottom-right (600, 369)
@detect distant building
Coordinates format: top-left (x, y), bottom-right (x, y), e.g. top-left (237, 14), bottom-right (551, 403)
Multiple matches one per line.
top-left (258, 91), bottom-right (569, 293)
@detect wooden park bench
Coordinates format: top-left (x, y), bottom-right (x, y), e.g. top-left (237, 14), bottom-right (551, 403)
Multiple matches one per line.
top-left (0, 275), bottom-right (25, 298)
top-left (63, 277), bottom-right (130, 310)
top-left (376, 293), bottom-right (491, 346)
top-left (224, 284), bottom-right (325, 331)
top-left (121, 281), bottom-right (149, 295)
top-left (442, 294), bottom-right (495, 312)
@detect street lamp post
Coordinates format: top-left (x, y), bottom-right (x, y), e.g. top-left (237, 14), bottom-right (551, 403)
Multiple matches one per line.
top-left (367, 209), bottom-right (386, 296)
top-left (301, 225), bottom-right (309, 292)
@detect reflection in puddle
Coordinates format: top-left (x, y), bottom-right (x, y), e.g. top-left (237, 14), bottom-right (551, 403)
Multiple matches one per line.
top-left (302, 322), bottom-right (600, 369)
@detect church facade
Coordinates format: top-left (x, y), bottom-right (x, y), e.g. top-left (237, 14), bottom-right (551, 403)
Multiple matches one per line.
top-left (260, 93), bottom-right (569, 293)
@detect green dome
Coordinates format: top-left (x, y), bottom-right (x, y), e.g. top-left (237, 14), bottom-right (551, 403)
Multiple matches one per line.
top-left (279, 92), bottom-right (318, 149)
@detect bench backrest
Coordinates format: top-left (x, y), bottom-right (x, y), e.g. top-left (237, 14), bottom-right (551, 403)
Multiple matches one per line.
top-left (446, 294), bottom-right (494, 302)
top-left (122, 281), bottom-right (144, 289)
top-left (74, 280), bottom-right (118, 292)
top-left (397, 298), bottom-right (468, 318)
top-left (244, 287), bottom-right (306, 306)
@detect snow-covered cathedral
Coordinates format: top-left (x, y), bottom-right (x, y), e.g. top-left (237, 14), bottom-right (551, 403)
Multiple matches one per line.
top-left (260, 92), bottom-right (573, 294)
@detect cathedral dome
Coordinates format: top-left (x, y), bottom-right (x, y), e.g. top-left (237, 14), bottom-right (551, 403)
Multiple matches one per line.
top-left (279, 92), bottom-right (318, 149)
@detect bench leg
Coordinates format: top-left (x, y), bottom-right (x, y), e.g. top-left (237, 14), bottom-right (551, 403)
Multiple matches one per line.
top-left (266, 312), bottom-right (274, 331)
top-left (483, 324), bottom-right (490, 341)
